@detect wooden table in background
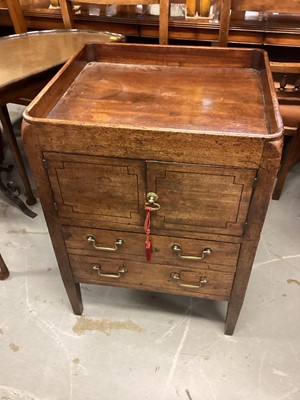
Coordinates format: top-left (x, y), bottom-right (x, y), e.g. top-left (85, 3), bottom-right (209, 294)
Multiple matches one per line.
top-left (0, 29), bottom-right (124, 216)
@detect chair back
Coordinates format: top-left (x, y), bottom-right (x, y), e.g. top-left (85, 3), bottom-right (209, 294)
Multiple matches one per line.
top-left (59, 0), bottom-right (169, 44)
top-left (218, 0), bottom-right (300, 108)
top-left (0, 0), bottom-right (27, 34)
top-left (218, 0), bottom-right (300, 46)
top-left (218, 0), bottom-right (300, 200)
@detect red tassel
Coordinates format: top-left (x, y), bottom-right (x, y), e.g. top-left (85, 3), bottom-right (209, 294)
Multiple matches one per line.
top-left (145, 238), bottom-right (152, 262)
top-left (144, 206), bottom-right (152, 262)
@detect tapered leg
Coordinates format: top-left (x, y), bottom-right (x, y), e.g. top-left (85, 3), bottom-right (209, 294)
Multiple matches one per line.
top-left (22, 125), bottom-right (83, 315)
top-left (224, 298), bottom-right (243, 335)
top-left (224, 140), bottom-right (282, 335)
top-left (0, 254), bottom-right (9, 280)
top-left (0, 104), bottom-right (36, 205)
top-left (64, 281), bottom-right (83, 315)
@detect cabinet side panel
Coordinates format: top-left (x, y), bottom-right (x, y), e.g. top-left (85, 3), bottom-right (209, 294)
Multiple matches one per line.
top-left (22, 121), bottom-right (83, 315)
top-left (225, 138), bottom-right (283, 335)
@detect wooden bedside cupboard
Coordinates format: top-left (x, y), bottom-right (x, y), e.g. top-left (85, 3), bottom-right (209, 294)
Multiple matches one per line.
top-left (22, 43), bottom-right (283, 335)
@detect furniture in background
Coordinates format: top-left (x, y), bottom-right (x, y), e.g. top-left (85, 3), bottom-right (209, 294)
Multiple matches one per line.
top-left (59, 0), bottom-right (169, 44)
top-left (0, 0), bottom-right (26, 33)
top-left (1, 0), bottom-right (299, 47)
top-left (218, 0), bottom-right (300, 47)
top-left (272, 119), bottom-right (300, 200)
top-left (0, 0), bottom-right (125, 215)
top-left (218, 0), bottom-right (300, 199)
top-left (0, 0), bottom-right (36, 209)
top-left (271, 63), bottom-right (300, 199)
top-left (23, 43), bottom-right (282, 334)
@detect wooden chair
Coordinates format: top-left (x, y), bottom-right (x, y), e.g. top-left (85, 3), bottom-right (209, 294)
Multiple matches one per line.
top-left (0, 0), bottom-right (27, 34)
top-left (270, 61), bottom-right (300, 199)
top-left (59, 0), bottom-right (170, 45)
top-left (218, 0), bottom-right (300, 199)
top-left (273, 125), bottom-right (300, 198)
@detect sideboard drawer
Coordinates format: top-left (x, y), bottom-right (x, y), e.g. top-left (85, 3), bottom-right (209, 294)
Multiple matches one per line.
top-left (69, 254), bottom-right (234, 301)
top-left (63, 226), bottom-right (240, 270)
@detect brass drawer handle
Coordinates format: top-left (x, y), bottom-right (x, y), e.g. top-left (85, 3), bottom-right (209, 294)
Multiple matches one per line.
top-left (170, 272), bottom-right (208, 289)
top-left (92, 265), bottom-right (128, 279)
top-left (172, 243), bottom-right (213, 260)
top-left (87, 235), bottom-right (124, 251)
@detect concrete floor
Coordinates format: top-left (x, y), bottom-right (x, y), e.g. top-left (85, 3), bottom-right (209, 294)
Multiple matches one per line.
top-left (0, 105), bottom-right (300, 400)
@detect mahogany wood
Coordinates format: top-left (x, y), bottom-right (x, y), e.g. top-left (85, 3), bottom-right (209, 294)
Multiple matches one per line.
top-left (62, 226), bottom-right (240, 270)
top-left (70, 254), bottom-right (235, 301)
top-left (22, 43), bottom-right (283, 334)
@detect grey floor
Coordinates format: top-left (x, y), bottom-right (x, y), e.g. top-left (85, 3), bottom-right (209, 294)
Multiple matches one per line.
top-left (0, 105), bottom-right (300, 400)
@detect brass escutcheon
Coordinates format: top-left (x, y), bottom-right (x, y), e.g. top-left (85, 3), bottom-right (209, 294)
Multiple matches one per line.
top-left (145, 192), bottom-right (160, 210)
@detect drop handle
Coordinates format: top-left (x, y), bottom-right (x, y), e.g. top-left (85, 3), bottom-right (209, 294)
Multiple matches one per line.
top-left (86, 234), bottom-right (124, 251)
top-left (171, 272), bottom-right (208, 289)
top-left (92, 265), bottom-right (128, 279)
top-left (172, 243), bottom-right (213, 260)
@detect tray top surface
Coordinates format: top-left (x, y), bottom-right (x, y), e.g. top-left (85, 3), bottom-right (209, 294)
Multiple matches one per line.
top-left (47, 61), bottom-right (268, 134)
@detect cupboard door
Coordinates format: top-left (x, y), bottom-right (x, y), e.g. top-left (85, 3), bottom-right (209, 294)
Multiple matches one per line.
top-left (44, 152), bottom-right (145, 227)
top-left (146, 161), bottom-right (257, 236)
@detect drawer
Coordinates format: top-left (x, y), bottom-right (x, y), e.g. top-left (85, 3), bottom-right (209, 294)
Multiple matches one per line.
top-left (69, 254), bottom-right (234, 301)
top-left (63, 226), bottom-right (240, 271)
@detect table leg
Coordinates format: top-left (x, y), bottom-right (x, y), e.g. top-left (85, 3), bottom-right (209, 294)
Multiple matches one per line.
top-left (0, 104), bottom-right (36, 206)
top-left (0, 131), bottom-right (4, 162)
top-left (0, 254), bottom-right (9, 280)
top-left (0, 164), bottom-right (37, 218)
